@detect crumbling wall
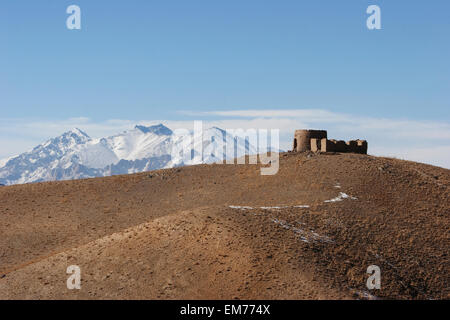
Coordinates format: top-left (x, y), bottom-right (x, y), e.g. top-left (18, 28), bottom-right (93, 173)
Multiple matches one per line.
top-left (320, 138), bottom-right (368, 154)
top-left (356, 140), bottom-right (368, 154)
top-left (310, 138), bottom-right (321, 152)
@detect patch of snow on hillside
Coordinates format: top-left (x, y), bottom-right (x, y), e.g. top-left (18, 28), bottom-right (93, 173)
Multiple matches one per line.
top-left (324, 192), bottom-right (357, 203)
top-left (271, 218), bottom-right (334, 244)
top-left (229, 206), bottom-right (254, 210)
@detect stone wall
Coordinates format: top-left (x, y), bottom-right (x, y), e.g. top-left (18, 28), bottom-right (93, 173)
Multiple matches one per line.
top-left (293, 130), bottom-right (368, 154)
top-left (319, 138), bottom-right (367, 154)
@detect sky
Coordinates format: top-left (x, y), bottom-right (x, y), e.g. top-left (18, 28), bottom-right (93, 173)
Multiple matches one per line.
top-left (1, 1), bottom-right (450, 167)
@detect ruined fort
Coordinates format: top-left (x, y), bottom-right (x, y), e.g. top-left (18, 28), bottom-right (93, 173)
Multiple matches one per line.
top-left (292, 130), bottom-right (368, 154)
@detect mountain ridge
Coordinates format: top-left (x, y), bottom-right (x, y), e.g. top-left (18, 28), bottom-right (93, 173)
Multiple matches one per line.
top-left (0, 124), bottom-right (256, 185)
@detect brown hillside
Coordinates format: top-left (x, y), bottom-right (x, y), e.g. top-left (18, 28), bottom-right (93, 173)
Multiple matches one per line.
top-left (0, 152), bottom-right (448, 299)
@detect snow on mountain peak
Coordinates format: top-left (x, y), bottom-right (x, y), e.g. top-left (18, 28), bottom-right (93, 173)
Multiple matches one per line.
top-left (56, 128), bottom-right (90, 140)
top-left (211, 126), bottom-right (225, 133)
top-left (51, 128), bottom-right (91, 146)
top-left (0, 124), bottom-right (259, 185)
top-left (134, 124), bottom-right (172, 136)
top-left (70, 128), bottom-right (90, 137)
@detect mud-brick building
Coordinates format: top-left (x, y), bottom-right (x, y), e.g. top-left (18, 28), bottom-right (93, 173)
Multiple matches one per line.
top-left (292, 129), bottom-right (368, 154)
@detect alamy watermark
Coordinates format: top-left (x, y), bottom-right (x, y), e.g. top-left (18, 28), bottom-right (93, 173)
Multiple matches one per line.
top-left (66, 5), bottom-right (81, 30)
top-left (171, 121), bottom-right (280, 175)
top-left (366, 265), bottom-right (381, 290)
top-left (367, 5), bottom-right (381, 30)
top-left (66, 4), bottom-right (381, 31)
top-left (66, 265), bottom-right (81, 290)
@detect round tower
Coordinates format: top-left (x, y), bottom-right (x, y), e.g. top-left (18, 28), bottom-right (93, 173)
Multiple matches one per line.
top-left (293, 130), bottom-right (327, 152)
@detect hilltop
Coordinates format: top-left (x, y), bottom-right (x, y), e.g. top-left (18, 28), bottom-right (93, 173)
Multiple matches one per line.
top-left (0, 152), bottom-right (448, 299)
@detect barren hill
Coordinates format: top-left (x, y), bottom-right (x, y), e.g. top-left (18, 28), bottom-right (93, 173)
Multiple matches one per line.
top-left (0, 152), bottom-right (448, 299)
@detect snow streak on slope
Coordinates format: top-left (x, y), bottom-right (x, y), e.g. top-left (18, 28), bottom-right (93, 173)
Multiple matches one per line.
top-left (0, 124), bottom-right (258, 185)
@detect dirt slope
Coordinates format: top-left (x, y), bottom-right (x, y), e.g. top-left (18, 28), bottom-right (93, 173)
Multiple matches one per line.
top-left (0, 152), bottom-right (448, 299)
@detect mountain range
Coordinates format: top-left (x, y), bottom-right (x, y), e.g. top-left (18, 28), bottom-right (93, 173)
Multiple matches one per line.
top-left (0, 124), bottom-right (257, 185)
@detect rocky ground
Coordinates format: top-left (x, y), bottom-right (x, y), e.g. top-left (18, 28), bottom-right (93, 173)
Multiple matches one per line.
top-left (0, 152), bottom-right (448, 299)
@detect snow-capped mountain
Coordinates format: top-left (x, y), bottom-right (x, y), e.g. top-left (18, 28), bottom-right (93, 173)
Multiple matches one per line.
top-left (0, 124), bottom-right (258, 185)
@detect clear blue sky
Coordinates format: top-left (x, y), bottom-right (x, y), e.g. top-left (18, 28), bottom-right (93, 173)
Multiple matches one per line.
top-left (2, 0), bottom-right (449, 122)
